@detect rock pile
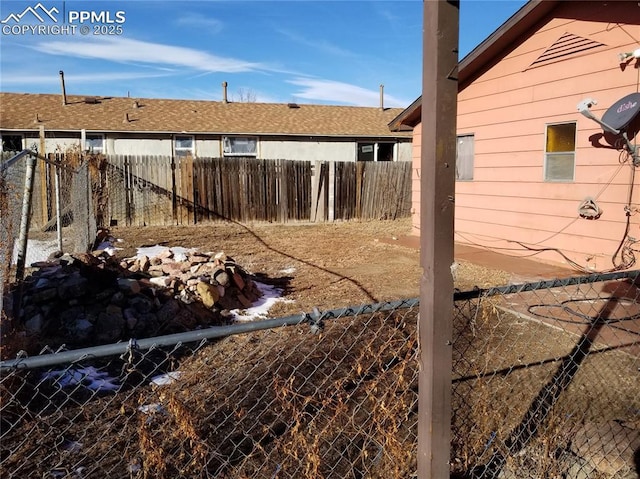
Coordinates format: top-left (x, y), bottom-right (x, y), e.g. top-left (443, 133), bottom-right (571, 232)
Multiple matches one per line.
top-left (16, 243), bottom-right (264, 350)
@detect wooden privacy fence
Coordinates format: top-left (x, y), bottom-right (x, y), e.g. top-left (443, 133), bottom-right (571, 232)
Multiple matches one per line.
top-left (29, 154), bottom-right (412, 228)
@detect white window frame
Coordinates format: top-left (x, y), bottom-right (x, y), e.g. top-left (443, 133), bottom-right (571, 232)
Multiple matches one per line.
top-left (1, 133), bottom-right (24, 152)
top-left (223, 136), bottom-right (257, 157)
top-left (174, 135), bottom-right (195, 158)
top-left (456, 134), bottom-right (474, 181)
top-left (544, 122), bottom-right (576, 182)
top-left (85, 134), bottom-right (105, 154)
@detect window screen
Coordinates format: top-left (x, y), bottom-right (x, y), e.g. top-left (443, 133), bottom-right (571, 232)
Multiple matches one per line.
top-left (223, 137), bottom-right (257, 156)
top-left (86, 135), bottom-right (104, 153)
top-left (456, 135), bottom-right (474, 181)
top-left (174, 135), bottom-right (194, 157)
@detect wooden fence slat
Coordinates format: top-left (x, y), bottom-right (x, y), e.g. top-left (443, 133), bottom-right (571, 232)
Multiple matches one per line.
top-left (65, 155), bottom-right (412, 228)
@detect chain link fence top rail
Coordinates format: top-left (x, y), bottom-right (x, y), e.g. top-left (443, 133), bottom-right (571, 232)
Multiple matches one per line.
top-left (1, 272), bottom-right (639, 478)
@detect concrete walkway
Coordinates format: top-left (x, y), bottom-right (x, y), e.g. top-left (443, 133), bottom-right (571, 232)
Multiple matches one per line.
top-left (389, 235), bottom-right (577, 280)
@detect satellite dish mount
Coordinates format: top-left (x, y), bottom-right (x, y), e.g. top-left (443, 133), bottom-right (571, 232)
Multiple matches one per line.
top-left (577, 92), bottom-right (640, 165)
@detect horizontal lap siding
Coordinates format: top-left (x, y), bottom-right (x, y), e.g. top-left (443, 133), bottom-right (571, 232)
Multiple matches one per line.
top-left (412, 1), bottom-right (640, 270)
top-left (455, 207), bottom-right (627, 243)
top-left (411, 123), bottom-right (422, 232)
top-left (455, 217), bottom-right (628, 270)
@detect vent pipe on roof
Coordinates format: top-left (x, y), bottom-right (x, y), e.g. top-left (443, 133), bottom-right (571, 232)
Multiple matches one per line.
top-left (59, 70), bottom-right (67, 106)
top-left (379, 84), bottom-right (384, 110)
top-left (222, 81), bottom-right (228, 104)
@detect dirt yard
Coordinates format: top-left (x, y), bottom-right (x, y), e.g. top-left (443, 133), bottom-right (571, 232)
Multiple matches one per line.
top-left (109, 218), bottom-right (510, 316)
top-left (2, 219), bottom-right (639, 478)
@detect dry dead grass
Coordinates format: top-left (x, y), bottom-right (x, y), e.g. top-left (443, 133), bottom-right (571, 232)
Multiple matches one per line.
top-left (2, 219), bottom-right (636, 478)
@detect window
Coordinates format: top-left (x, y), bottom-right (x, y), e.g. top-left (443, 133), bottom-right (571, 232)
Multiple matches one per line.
top-left (545, 122), bottom-right (576, 182)
top-left (1, 134), bottom-right (23, 152)
top-left (456, 134), bottom-right (474, 181)
top-left (357, 143), bottom-right (375, 162)
top-left (357, 142), bottom-right (395, 162)
top-left (174, 135), bottom-right (194, 157)
top-left (223, 136), bottom-right (257, 156)
top-left (377, 143), bottom-right (394, 162)
top-left (85, 134), bottom-right (104, 153)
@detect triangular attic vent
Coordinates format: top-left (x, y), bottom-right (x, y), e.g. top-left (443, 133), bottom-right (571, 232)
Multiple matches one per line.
top-left (529, 32), bottom-right (606, 68)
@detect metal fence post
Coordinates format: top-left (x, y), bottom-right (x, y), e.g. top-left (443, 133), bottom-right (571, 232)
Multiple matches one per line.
top-left (54, 158), bottom-right (63, 252)
top-left (418, 1), bottom-right (459, 477)
top-left (14, 152), bottom-right (37, 282)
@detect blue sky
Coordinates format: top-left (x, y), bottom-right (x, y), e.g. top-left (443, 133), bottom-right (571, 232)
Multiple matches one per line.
top-left (0, 0), bottom-right (526, 108)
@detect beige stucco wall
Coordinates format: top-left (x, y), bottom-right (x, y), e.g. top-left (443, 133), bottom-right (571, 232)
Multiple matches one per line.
top-left (412, 1), bottom-right (640, 271)
top-left (259, 140), bottom-right (354, 161)
top-left (6, 133), bottom-right (409, 163)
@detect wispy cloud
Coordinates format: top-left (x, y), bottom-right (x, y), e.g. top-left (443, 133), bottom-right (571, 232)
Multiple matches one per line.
top-left (0, 71), bottom-right (173, 86)
top-left (175, 13), bottom-right (224, 33)
top-left (31, 37), bottom-right (267, 74)
top-left (287, 77), bottom-right (409, 107)
top-left (276, 28), bottom-right (356, 57)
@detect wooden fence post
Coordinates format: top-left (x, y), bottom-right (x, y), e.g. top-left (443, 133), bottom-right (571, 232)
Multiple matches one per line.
top-left (311, 161), bottom-right (325, 222)
top-left (418, 1), bottom-right (458, 478)
top-left (328, 161), bottom-right (335, 221)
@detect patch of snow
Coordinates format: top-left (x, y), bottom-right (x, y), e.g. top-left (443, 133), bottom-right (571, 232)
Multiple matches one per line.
top-left (279, 267), bottom-right (296, 274)
top-left (61, 440), bottom-right (83, 452)
top-left (95, 241), bottom-right (119, 256)
top-left (138, 403), bottom-right (165, 415)
top-left (150, 371), bottom-right (182, 386)
top-left (43, 366), bottom-right (119, 392)
top-left (11, 238), bottom-right (60, 265)
top-left (231, 281), bottom-right (293, 322)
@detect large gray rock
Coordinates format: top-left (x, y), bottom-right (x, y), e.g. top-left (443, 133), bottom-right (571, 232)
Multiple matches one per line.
top-left (117, 278), bottom-right (141, 295)
top-left (96, 309), bottom-right (124, 343)
top-left (24, 313), bottom-right (43, 334)
top-left (29, 287), bottom-right (58, 304)
top-left (57, 273), bottom-right (89, 300)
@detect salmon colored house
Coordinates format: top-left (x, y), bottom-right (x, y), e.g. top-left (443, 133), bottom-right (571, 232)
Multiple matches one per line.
top-left (390, 0), bottom-right (640, 272)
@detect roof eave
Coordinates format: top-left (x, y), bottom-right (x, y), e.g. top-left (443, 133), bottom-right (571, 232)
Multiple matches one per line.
top-left (1, 127), bottom-right (411, 139)
top-left (388, 0), bottom-right (561, 128)
top-left (388, 96), bottom-right (423, 131)
top-left (458, 0), bottom-right (558, 87)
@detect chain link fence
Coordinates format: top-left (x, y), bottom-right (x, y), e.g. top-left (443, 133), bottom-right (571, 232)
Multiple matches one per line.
top-left (451, 271), bottom-right (640, 479)
top-left (1, 299), bottom-right (421, 479)
top-left (1, 150), bottom-right (96, 327)
top-left (0, 152), bottom-right (24, 291)
top-left (1, 270), bottom-right (639, 478)
top-left (1, 151), bottom-right (96, 262)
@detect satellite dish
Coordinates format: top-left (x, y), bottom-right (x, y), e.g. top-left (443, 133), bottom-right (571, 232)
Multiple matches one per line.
top-left (601, 92), bottom-right (640, 132)
top-left (577, 92), bottom-right (640, 164)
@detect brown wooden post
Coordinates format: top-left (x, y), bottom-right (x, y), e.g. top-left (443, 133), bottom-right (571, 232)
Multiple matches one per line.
top-left (418, 1), bottom-right (458, 478)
